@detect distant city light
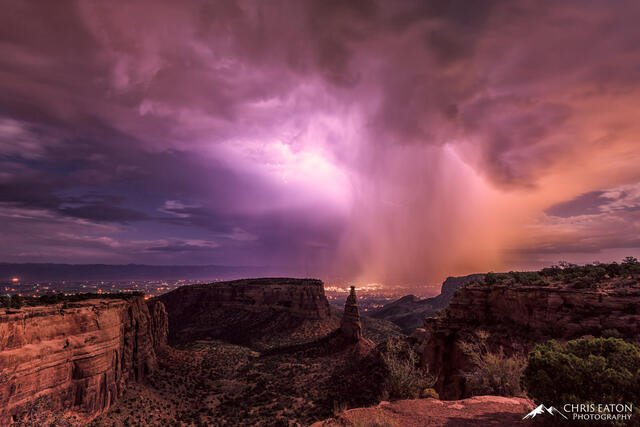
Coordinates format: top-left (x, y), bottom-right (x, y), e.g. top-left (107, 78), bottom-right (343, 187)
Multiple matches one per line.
top-left (11, 277), bottom-right (19, 283)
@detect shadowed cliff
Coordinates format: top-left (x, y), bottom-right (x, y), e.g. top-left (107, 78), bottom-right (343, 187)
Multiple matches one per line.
top-left (155, 278), bottom-right (339, 351)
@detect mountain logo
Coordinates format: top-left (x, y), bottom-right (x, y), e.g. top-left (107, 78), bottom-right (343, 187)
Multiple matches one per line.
top-left (523, 404), bottom-right (569, 420)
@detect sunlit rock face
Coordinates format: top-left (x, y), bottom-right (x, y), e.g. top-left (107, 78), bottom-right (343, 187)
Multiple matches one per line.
top-left (310, 396), bottom-right (534, 427)
top-left (340, 286), bottom-right (363, 342)
top-left (418, 283), bottom-right (640, 399)
top-left (156, 278), bottom-right (336, 350)
top-left (0, 296), bottom-right (167, 424)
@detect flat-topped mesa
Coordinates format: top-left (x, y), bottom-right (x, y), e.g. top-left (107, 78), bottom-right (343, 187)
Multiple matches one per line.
top-left (156, 277), bottom-right (337, 349)
top-left (0, 295), bottom-right (168, 424)
top-left (340, 286), bottom-right (363, 341)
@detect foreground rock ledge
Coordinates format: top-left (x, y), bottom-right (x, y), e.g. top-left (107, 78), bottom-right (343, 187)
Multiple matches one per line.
top-left (311, 396), bottom-right (534, 427)
top-left (0, 296), bottom-right (167, 424)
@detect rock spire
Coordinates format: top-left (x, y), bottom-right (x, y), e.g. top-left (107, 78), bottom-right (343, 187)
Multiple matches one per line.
top-left (340, 286), bottom-right (362, 341)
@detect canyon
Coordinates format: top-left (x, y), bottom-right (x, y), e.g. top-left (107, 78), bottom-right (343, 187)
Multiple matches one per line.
top-left (0, 296), bottom-right (167, 425)
top-left (3, 272), bottom-right (637, 425)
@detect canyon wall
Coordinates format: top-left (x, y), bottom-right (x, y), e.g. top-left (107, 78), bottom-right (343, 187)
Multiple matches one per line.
top-left (419, 283), bottom-right (640, 399)
top-left (0, 296), bottom-right (167, 424)
top-left (156, 278), bottom-right (335, 349)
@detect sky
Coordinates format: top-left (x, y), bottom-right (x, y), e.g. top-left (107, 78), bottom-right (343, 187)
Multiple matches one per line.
top-left (1, 0), bottom-right (640, 286)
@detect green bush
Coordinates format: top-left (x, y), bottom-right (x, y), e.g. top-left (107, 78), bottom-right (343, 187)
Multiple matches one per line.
top-left (459, 331), bottom-right (526, 396)
top-left (380, 337), bottom-right (435, 400)
top-left (521, 337), bottom-right (640, 406)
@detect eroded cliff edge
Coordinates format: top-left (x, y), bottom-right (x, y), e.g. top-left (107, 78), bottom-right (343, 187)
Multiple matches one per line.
top-left (0, 296), bottom-right (167, 424)
top-left (418, 282), bottom-right (640, 399)
top-left (156, 278), bottom-right (336, 350)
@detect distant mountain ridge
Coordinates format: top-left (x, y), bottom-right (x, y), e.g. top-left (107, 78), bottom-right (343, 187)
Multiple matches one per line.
top-left (366, 274), bottom-right (484, 333)
top-left (0, 262), bottom-right (266, 281)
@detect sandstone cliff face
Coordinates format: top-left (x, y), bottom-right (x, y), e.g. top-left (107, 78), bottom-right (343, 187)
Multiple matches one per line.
top-left (146, 300), bottom-right (169, 350)
top-left (0, 296), bottom-right (167, 424)
top-left (156, 278), bottom-right (335, 350)
top-left (420, 283), bottom-right (640, 399)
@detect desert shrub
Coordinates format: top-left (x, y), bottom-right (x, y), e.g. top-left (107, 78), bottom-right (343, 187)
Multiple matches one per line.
top-left (332, 400), bottom-right (348, 415)
top-left (540, 265), bottom-right (562, 278)
top-left (521, 337), bottom-right (640, 407)
top-left (10, 295), bottom-right (24, 309)
top-left (0, 295), bottom-right (11, 308)
top-left (379, 337), bottom-right (435, 400)
top-left (534, 257), bottom-right (640, 286)
top-left (421, 387), bottom-right (439, 399)
top-left (570, 277), bottom-right (596, 289)
top-left (602, 328), bottom-right (622, 338)
top-left (7, 292), bottom-right (145, 308)
top-left (21, 395), bottom-right (77, 427)
top-left (484, 272), bottom-right (498, 285)
top-left (459, 331), bottom-right (526, 396)
top-left (481, 272), bottom-right (511, 286)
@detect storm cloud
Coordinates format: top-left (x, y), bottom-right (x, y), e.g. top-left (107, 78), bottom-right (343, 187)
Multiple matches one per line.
top-left (1, 0), bottom-right (639, 284)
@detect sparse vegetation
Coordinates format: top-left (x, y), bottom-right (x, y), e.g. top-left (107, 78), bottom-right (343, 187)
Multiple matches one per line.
top-left (20, 395), bottom-right (79, 427)
top-left (379, 337), bottom-right (436, 400)
top-left (459, 331), bottom-right (526, 397)
top-left (521, 337), bottom-right (640, 406)
top-left (0, 292), bottom-right (144, 309)
top-left (473, 257), bottom-right (640, 289)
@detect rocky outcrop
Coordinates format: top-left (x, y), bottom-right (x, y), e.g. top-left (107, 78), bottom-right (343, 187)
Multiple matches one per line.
top-left (311, 396), bottom-right (533, 426)
top-left (368, 274), bottom-right (484, 334)
top-left (156, 278), bottom-right (336, 350)
top-left (0, 296), bottom-right (167, 424)
top-left (340, 286), bottom-right (363, 342)
top-left (428, 274), bottom-right (485, 307)
top-left (146, 300), bottom-right (169, 349)
top-left (419, 283), bottom-right (640, 399)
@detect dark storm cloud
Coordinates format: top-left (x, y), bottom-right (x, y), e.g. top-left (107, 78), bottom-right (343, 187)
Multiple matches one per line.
top-left (146, 243), bottom-right (218, 253)
top-left (1, 0), bottom-right (640, 279)
top-left (546, 191), bottom-right (608, 218)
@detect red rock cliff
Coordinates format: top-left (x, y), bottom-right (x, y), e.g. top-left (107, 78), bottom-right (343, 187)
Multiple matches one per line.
top-left (0, 296), bottom-right (167, 424)
top-left (156, 278), bottom-right (334, 349)
top-left (420, 283), bottom-right (640, 399)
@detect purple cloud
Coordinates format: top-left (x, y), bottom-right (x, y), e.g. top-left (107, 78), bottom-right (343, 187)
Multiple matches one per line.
top-left (1, 0), bottom-right (640, 284)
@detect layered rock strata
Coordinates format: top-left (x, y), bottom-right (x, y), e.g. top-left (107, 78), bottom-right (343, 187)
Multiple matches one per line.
top-left (419, 283), bottom-right (640, 399)
top-left (156, 278), bottom-right (335, 349)
top-left (0, 296), bottom-right (167, 424)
